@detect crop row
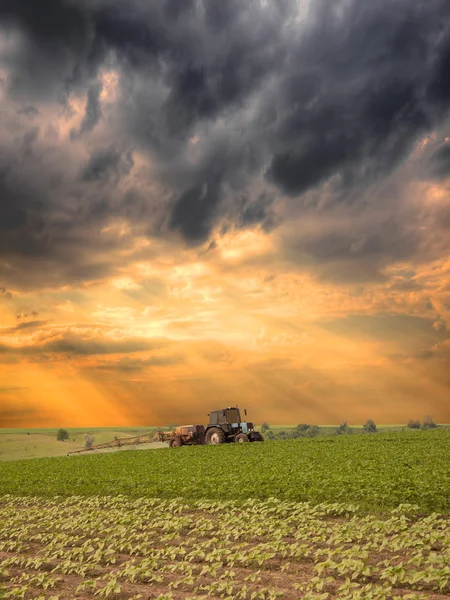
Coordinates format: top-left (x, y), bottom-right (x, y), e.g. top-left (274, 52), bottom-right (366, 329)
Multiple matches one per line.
top-left (0, 429), bottom-right (449, 513)
top-left (0, 496), bottom-right (448, 599)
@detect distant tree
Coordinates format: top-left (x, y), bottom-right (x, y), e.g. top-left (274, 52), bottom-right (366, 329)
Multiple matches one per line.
top-left (337, 421), bottom-right (351, 435)
top-left (422, 415), bottom-right (437, 429)
top-left (277, 430), bottom-right (288, 440)
top-left (336, 421), bottom-right (352, 435)
top-left (290, 428), bottom-right (301, 439)
top-left (407, 419), bottom-right (421, 429)
top-left (292, 424), bottom-right (319, 438)
top-left (57, 429), bottom-right (69, 442)
top-left (364, 419), bottom-right (377, 433)
top-left (296, 423), bottom-right (310, 431)
top-left (84, 433), bottom-right (95, 449)
top-left (261, 421), bottom-right (270, 433)
top-left (265, 430), bottom-right (276, 440)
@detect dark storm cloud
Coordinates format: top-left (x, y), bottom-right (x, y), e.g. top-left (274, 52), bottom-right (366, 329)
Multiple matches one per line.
top-left (72, 82), bottom-right (103, 139)
top-left (170, 180), bottom-right (222, 244)
top-left (1, 0), bottom-right (450, 282)
top-left (280, 195), bottom-right (428, 283)
top-left (238, 192), bottom-right (279, 232)
top-left (0, 0), bottom-right (96, 101)
top-left (0, 122), bottom-right (145, 289)
top-left (81, 146), bottom-right (134, 182)
top-left (264, 2), bottom-right (449, 197)
top-left (428, 143), bottom-right (450, 179)
top-left (17, 105), bottom-right (40, 118)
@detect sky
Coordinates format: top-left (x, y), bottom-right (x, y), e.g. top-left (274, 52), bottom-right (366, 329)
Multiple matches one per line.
top-left (0, 0), bottom-right (450, 428)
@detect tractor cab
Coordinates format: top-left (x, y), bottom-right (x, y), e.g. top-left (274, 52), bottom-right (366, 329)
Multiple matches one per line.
top-left (205, 406), bottom-right (264, 444)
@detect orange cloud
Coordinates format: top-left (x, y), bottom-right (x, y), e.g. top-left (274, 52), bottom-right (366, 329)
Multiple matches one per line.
top-left (1, 227), bottom-right (449, 428)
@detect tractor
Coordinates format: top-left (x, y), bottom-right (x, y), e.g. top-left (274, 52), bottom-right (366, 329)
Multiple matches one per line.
top-left (205, 406), bottom-right (264, 444)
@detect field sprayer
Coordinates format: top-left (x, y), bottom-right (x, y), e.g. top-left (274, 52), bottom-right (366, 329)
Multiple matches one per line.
top-left (67, 406), bottom-right (263, 455)
top-left (67, 425), bottom-right (205, 455)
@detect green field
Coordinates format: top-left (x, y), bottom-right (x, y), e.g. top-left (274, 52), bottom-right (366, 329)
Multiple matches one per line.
top-left (0, 427), bottom-right (160, 461)
top-left (0, 429), bottom-right (448, 513)
top-left (1, 428), bottom-right (449, 599)
top-left (0, 424), bottom-right (431, 462)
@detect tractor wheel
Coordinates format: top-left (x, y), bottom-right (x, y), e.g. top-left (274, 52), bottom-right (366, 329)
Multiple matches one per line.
top-left (235, 433), bottom-right (249, 443)
top-left (169, 437), bottom-right (182, 448)
top-left (206, 427), bottom-right (226, 445)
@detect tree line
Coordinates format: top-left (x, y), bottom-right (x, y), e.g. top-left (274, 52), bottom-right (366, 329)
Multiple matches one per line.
top-left (260, 415), bottom-right (439, 440)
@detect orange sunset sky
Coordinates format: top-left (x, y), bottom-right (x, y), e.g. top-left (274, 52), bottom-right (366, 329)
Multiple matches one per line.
top-left (1, 0), bottom-right (450, 427)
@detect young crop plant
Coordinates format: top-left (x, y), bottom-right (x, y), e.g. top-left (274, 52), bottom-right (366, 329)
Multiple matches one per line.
top-left (0, 473), bottom-right (448, 599)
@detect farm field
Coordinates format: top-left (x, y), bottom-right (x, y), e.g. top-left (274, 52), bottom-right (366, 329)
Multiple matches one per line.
top-left (0, 428), bottom-right (159, 462)
top-left (0, 424), bottom-right (428, 462)
top-left (0, 429), bottom-right (449, 599)
top-left (0, 429), bottom-right (449, 512)
top-left (0, 496), bottom-right (449, 600)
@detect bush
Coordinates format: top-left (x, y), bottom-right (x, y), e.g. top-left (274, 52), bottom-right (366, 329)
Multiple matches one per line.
top-left (407, 420), bottom-right (421, 429)
top-left (84, 434), bottom-right (95, 449)
top-left (292, 424), bottom-right (319, 438)
top-left (296, 424), bottom-right (310, 432)
top-left (261, 422), bottom-right (270, 433)
top-left (306, 425), bottom-right (320, 437)
top-left (56, 429), bottom-right (69, 442)
top-left (265, 430), bottom-right (276, 440)
top-left (364, 420), bottom-right (377, 433)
